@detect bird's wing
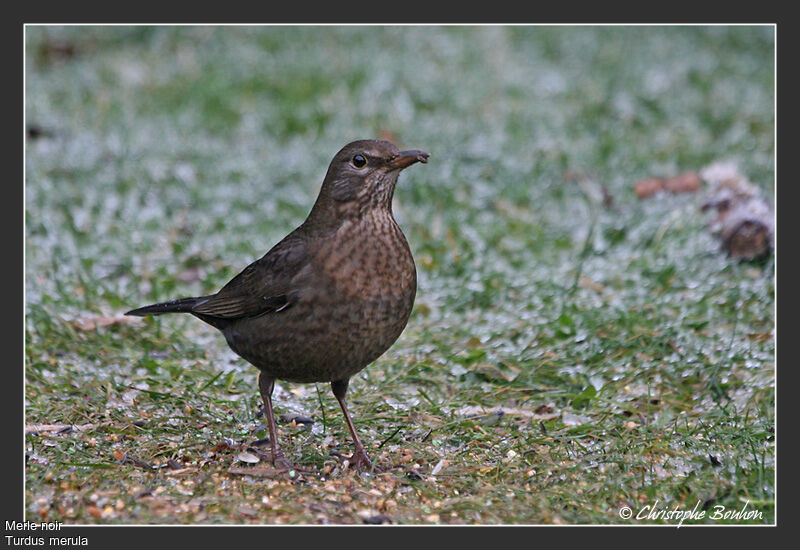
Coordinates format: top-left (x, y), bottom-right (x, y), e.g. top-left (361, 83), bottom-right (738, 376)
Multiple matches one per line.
top-left (191, 232), bottom-right (310, 320)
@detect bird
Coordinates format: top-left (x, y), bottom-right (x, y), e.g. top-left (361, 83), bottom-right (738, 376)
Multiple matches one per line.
top-left (126, 139), bottom-right (429, 472)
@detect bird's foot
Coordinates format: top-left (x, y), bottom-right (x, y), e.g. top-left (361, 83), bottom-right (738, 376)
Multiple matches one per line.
top-left (348, 449), bottom-right (375, 473)
top-left (270, 451), bottom-right (307, 473)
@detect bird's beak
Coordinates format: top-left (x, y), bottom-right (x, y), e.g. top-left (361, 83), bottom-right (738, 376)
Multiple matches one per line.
top-left (389, 149), bottom-right (430, 170)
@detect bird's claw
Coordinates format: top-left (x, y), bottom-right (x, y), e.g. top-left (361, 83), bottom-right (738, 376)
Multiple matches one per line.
top-left (271, 452), bottom-right (307, 473)
top-left (348, 449), bottom-right (374, 473)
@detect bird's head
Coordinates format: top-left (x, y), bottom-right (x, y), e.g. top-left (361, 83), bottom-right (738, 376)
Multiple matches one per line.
top-left (312, 139), bottom-right (429, 221)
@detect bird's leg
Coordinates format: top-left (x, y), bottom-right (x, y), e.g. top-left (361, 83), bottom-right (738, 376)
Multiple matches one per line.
top-left (258, 372), bottom-right (296, 470)
top-left (331, 378), bottom-right (373, 472)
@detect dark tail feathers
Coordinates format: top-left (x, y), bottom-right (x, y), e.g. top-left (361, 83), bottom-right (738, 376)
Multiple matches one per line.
top-left (126, 296), bottom-right (209, 317)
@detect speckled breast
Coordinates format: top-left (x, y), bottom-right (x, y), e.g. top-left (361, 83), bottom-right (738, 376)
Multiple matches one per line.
top-left (224, 213), bottom-right (417, 383)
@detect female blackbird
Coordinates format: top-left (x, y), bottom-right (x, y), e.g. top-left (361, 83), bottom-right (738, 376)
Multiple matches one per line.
top-left (127, 139), bottom-right (429, 471)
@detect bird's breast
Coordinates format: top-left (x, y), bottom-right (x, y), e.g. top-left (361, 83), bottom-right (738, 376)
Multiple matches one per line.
top-left (315, 213), bottom-right (416, 306)
top-left (224, 212), bottom-right (417, 381)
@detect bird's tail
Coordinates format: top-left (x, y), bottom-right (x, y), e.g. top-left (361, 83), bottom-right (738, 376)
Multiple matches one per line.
top-left (125, 296), bottom-right (208, 317)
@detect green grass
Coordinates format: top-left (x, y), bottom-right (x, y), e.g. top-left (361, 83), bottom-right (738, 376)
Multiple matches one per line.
top-left (25, 25), bottom-right (774, 524)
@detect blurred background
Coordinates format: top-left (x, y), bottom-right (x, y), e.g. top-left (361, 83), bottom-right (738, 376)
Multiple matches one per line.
top-left (24, 26), bottom-right (775, 524)
top-left (25, 25), bottom-right (774, 329)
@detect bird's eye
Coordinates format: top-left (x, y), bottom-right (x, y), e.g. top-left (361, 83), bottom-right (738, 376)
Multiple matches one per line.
top-left (352, 154), bottom-right (367, 168)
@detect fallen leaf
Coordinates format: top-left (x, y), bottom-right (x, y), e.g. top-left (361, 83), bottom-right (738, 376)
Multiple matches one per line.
top-left (748, 330), bottom-right (773, 344)
top-left (663, 171), bottom-right (701, 193)
top-left (70, 315), bottom-right (138, 331)
top-left (634, 171), bottom-right (701, 199)
top-left (634, 178), bottom-right (664, 198)
top-left (210, 441), bottom-right (234, 454)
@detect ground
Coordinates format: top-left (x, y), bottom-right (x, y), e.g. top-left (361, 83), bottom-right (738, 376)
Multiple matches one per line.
top-left (25, 25), bottom-right (774, 524)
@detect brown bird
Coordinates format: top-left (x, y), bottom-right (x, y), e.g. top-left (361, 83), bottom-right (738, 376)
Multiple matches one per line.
top-left (127, 139), bottom-right (429, 472)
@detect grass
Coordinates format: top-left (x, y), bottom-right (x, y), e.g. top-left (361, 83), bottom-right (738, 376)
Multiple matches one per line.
top-left (25, 25), bottom-right (774, 525)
